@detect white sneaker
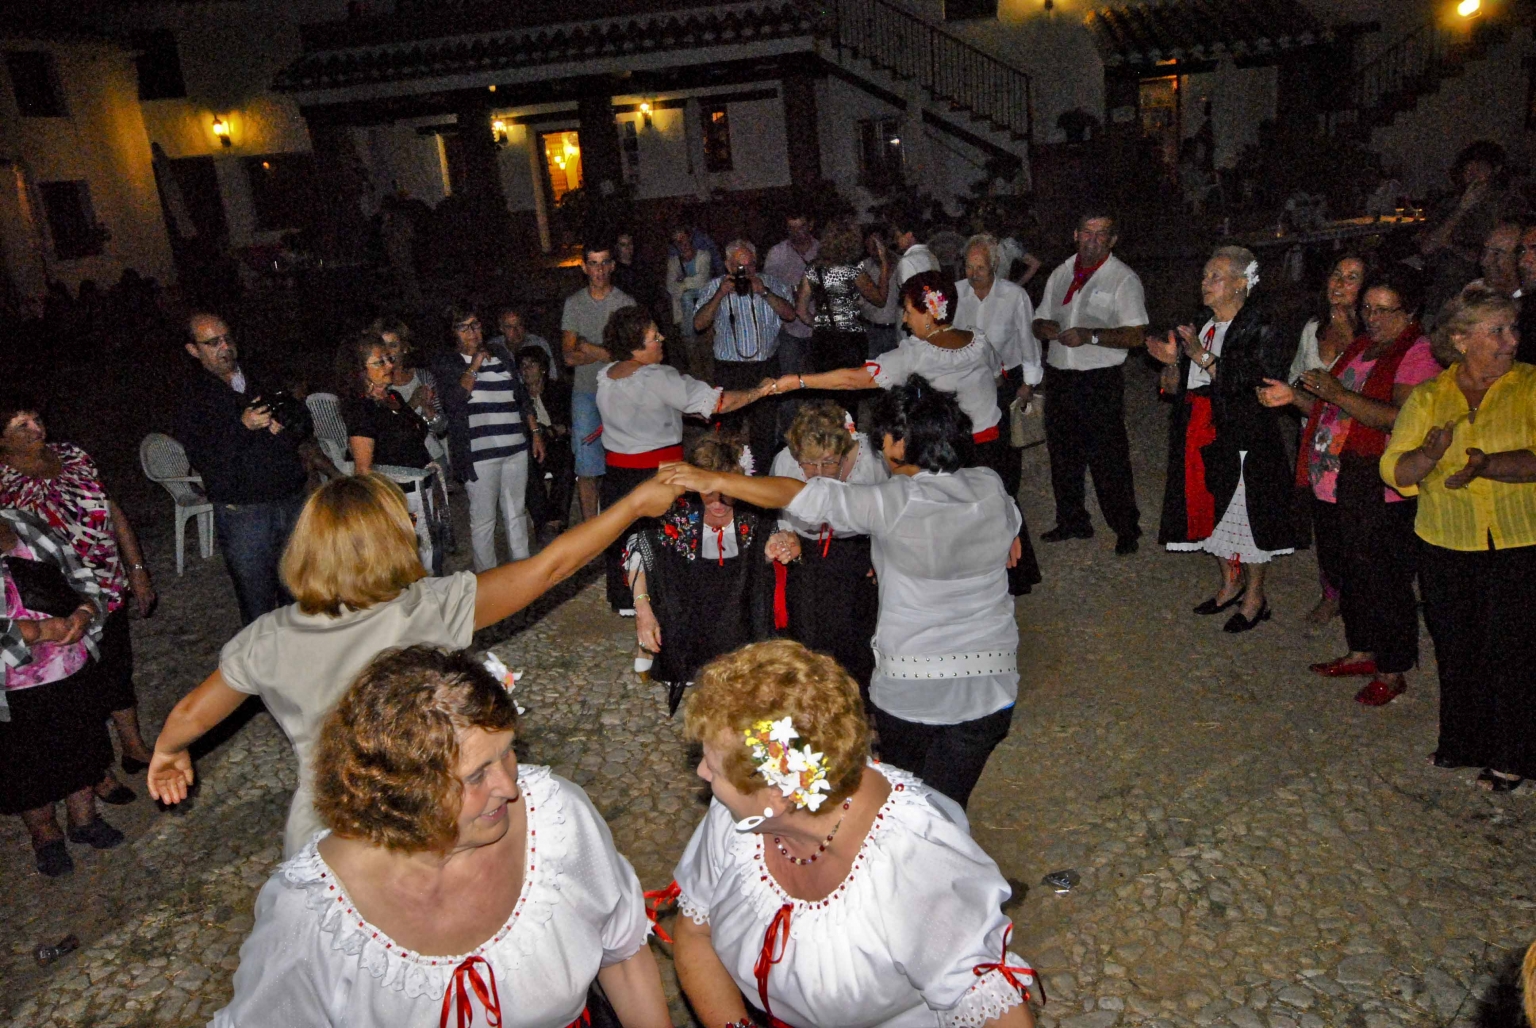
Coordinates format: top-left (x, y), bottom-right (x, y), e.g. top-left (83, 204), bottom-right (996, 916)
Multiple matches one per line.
top-left (618, 608), bottom-right (636, 618)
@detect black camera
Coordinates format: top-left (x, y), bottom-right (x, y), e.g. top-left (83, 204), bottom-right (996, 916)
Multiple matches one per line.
top-left (731, 269), bottom-right (753, 296)
top-left (245, 389), bottom-right (306, 431)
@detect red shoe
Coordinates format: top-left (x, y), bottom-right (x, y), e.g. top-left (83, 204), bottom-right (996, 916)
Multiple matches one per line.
top-left (1309, 656), bottom-right (1378, 678)
top-left (1354, 678), bottom-right (1406, 706)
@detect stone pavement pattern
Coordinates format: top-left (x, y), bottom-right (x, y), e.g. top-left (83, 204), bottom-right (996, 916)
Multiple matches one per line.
top-left (1, 362), bottom-right (1532, 1028)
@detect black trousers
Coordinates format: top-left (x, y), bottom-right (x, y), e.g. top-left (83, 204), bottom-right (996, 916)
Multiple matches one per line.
top-left (1419, 541), bottom-right (1536, 777)
top-left (1042, 365), bottom-right (1140, 540)
top-left (600, 463), bottom-right (655, 611)
top-left (1311, 495), bottom-right (1345, 596)
top-left (1336, 492), bottom-right (1419, 674)
top-left (525, 435), bottom-right (575, 532)
top-left (713, 355), bottom-right (780, 475)
top-left (873, 704), bottom-right (1013, 809)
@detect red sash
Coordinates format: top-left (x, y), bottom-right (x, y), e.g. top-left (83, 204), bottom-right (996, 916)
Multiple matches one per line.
top-left (972, 424), bottom-right (1000, 445)
top-left (605, 444), bottom-right (684, 469)
top-left (1183, 394), bottom-right (1218, 540)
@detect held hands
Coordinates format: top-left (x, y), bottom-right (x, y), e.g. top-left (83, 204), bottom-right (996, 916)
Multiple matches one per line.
top-left (146, 749), bottom-right (195, 805)
top-left (658, 461), bottom-right (723, 496)
top-left (765, 531), bottom-right (802, 565)
top-left (1256, 378), bottom-right (1294, 408)
top-left (1444, 447), bottom-right (1490, 490)
top-left (633, 474), bottom-right (688, 516)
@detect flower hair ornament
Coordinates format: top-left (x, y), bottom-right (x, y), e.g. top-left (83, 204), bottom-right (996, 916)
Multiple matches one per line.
top-left (1243, 260), bottom-right (1260, 292)
top-left (481, 653), bottom-right (526, 715)
top-left (922, 286), bottom-right (949, 323)
top-left (730, 716), bottom-right (832, 832)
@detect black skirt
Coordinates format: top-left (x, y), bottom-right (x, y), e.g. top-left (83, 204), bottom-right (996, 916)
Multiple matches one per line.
top-left (600, 463), bottom-right (659, 611)
top-left (96, 606), bottom-right (135, 714)
top-left (0, 661), bottom-right (114, 814)
top-left (784, 534), bottom-right (877, 691)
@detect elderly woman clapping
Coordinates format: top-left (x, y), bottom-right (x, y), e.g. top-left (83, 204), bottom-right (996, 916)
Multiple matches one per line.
top-left (668, 639), bottom-right (1038, 1028)
top-left (1149, 246), bottom-right (1297, 633)
top-left (1381, 285), bottom-right (1536, 791)
top-left (212, 646), bottom-right (671, 1027)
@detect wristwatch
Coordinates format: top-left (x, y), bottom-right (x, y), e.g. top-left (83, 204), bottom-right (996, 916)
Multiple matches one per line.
top-left (1090, 331), bottom-right (1101, 346)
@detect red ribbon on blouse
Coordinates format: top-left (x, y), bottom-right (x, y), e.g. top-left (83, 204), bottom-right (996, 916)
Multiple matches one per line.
top-left (772, 562), bottom-right (790, 630)
top-left (754, 903), bottom-right (796, 1028)
top-left (440, 956), bottom-right (501, 1028)
top-left (642, 881), bottom-right (682, 944)
top-left (1060, 255), bottom-right (1108, 305)
top-left (971, 924), bottom-right (1046, 1006)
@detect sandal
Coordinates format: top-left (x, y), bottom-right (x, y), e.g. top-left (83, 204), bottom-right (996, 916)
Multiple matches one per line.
top-left (1477, 769), bottom-right (1524, 793)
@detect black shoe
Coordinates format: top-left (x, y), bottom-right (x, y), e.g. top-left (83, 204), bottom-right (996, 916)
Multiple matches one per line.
top-left (1223, 602), bottom-right (1272, 633)
top-left (67, 817), bottom-right (124, 850)
top-left (1193, 588), bottom-right (1245, 615)
top-left (1041, 525), bottom-right (1093, 543)
top-left (34, 841), bottom-right (72, 877)
top-left (1114, 535), bottom-right (1139, 555)
top-left (96, 784), bottom-right (137, 806)
top-left (1428, 752), bottom-right (1475, 770)
top-left (1477, 769), bottom-right (1524, 793)
top-left (120, 755), bottom-right (149, 775)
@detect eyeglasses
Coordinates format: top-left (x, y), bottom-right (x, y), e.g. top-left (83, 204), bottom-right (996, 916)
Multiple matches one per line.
top-left (455, 319), bottom-right (481, 332)
top-left (197, 333), bottom-right (233, 348)
top-left (1361, 305), bottom-right (1403, 318)
top-left (365, 355), bottom-right (397, 368)
top-left (797, 457), bottom-right (843, 472)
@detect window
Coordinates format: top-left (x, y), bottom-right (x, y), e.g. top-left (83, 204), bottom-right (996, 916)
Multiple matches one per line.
top-left (702, 105), bottom-right (733, 172)
top-left (5, 51), bottom-right (67, 117)
top-left (135, 29), bottom-right (186, 101)
top-left (858, 118), bottom-right (903, 188)
top-left (243, 154), bottom-right (320, 232)
top-left (37, 181), bottom-right (103, 260)
top-left (620, 119), bottom-right (640, 185)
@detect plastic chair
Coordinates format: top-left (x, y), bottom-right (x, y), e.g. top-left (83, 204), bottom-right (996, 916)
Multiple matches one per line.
top-left (305, 392), bottom-right (354, 473)
top-left (139, 433), bottom-right (214, 575)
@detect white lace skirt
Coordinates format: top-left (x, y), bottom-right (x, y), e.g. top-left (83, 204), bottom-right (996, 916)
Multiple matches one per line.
top-left (1166, 451), bottom-right (1294, 565)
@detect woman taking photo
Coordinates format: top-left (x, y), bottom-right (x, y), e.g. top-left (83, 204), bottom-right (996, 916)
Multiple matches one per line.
top-left (338, 331), bottom-right (447, 574)
top-left (596, 305), bottom-right (772, 614)
top-left (663, 377), bottom-right (1024, 808)
top-left (627, 438), bottom-right (777, 714)
top-left (1381, 285), bottom-right (1536, 791)
top-left (148, 471), bottom-right (684, 856)
top-left (0, 394), bottom-right (157, 796)
top-left (1259, 267), bottom-right (1439, 705)
top-left (668, 639), bottom-right (1038, 1028)
top-left (770, 271), bottom-right (1040, 593)
top-left (0, 509), bottom-right (117, 876)
top-left (1288, 255), bottom-right (1368, 624)
top-left (767, 401), bottom-right (888, 695)
top-left (213, 646), bottom-right (671, 1027)
top-left (1150, 246), bottom-right (1296, 633)
top-left (371, 316), bottom-right (447, 465)
top-left (795, 216), bottom-right (891, 372)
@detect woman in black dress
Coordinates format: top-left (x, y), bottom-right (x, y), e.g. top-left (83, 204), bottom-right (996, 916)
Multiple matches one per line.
top-left (626, 437), bottom-right (776, 714)
top-left (336, 331), bottom-right (446, 574)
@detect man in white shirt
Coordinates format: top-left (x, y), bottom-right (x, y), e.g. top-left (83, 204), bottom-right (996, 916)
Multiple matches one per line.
top-left (859, 223), bottom-right (902, 358)
top-left (891, 204), bottom-right (939, 291)
top-left (1032, 210), bottom-right (1148, 555)
top-left (954, 234), bottom-right (1039, 502)
top-left (762, 206), bottom-right (818, 378)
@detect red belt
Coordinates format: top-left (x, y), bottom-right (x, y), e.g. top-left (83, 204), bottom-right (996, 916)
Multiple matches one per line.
top-left (605, 444), bottom-right (683, 469)
top-left (973, 424), bottom-right (1000, 444)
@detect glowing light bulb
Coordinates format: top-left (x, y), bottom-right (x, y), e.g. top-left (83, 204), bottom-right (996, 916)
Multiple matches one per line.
top-left (1457, 0), bottom-right (1481, 15)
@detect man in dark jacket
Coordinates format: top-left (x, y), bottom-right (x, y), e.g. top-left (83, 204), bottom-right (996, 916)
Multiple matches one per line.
top-left (176, 313), bottom-right (311, 624)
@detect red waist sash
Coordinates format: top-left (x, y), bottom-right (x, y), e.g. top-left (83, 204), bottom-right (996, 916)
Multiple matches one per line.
top-left (605, 444), bottom-right (684, 469)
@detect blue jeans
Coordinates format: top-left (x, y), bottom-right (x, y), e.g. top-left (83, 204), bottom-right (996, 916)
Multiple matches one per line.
top-left (571, 391), bottom-right (606, 479)
top-left (213, 494), bottom-right (305, 625)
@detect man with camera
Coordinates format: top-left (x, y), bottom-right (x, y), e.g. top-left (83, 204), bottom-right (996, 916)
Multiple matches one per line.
top-left (176, 313), bottom-right (312, 625)
top-left (692, 239), bottom-right (798, 471)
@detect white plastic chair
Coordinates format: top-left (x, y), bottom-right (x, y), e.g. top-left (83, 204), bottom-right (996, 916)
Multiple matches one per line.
top-left (305, 392), bottom-right (354, 473)
top-left (139, 433), bottom-right (214, 575)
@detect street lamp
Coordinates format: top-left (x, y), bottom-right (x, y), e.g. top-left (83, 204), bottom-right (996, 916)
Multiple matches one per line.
top-left (1457, 0), bottom-right (1481, 17)
top-left (211, 116), bottom-right (232, 148)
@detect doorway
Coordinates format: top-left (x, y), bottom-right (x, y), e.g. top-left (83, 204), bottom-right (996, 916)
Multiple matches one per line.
top-left (539, 130), bottom-right (584, 203)
top-left (1138, 75), bottom-right (1181, 181)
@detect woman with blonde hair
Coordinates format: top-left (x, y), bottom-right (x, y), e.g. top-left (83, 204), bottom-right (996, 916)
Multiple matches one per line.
top-left (213, 646), bottom-right (671, 1028)
top-left (767, 400), bottom-right (888, 694)
top-left (1381, 284), bottom-right (1536, 790)
top-left (148, 470), bottom-right (683, 855)
top-left (796, 216), bottom-right (891, 371)
top-left (668, 639), bottom-right (1038, 1028)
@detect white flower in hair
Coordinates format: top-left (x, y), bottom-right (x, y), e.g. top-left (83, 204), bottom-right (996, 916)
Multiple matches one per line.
top-left (481, 653), bottom-right (526, 714)
top-left (737, 445), bottom-right (755, 476)
top-left (767, 717), bottom-right (799, 746)
top-left (1244, 260), bottom-right (1260, 291)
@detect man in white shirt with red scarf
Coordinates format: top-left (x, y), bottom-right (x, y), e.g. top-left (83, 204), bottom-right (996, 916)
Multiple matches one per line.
top-left (1032, 209), bottom-right (1148, 555)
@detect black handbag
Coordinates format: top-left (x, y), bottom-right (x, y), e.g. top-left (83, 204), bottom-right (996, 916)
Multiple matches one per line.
top-left (3, 555), bottom-right (82, 618)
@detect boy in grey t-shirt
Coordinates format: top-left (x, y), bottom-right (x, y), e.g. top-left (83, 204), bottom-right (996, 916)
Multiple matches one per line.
top-left (561, 240), bottom-right (635, 524)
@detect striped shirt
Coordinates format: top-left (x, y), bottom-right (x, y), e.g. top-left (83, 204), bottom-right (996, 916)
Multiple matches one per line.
top-left (698, 274), bottom-right (792, 363)
top-left (464, 353), bottom-right (527, 462)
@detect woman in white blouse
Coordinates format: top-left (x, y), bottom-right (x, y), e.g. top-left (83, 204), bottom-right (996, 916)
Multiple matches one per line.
top-left (663, 377), bottom-right (1024, 808)
top-left (768, 270), bottom-right (1040, 593)
top-left (213, 646), bottom-right (671, 1028)
top-left (596, 305), bottom-right (772, 614)
top-left (668, 639), bottom-right (1038, 1028)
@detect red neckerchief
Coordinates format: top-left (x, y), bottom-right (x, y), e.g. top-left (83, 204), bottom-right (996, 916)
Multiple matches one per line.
top-left (1060, 254), bottom-right (1108, 305)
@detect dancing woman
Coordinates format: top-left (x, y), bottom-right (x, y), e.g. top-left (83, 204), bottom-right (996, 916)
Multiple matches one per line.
top-left (662, 376), bottom-right (1023, 808)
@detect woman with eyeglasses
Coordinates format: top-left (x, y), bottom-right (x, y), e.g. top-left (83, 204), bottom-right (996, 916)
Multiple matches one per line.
top-left (337, 331), bottom-right (445, 574)
top-left (429, 304), bottom-right (544, 573)
top-left (1381, 285), bottom-right (1536, 791)
top-left (766, 401), bottom-right (888, 698)
top-left (1259, 267), bottom-right (1440, 705)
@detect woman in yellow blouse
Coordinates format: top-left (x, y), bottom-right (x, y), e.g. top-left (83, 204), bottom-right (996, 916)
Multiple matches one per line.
top-left (1381, 285), bottom-right (1536, 792)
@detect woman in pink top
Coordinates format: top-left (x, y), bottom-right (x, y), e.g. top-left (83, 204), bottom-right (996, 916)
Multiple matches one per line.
top-left (1259, 267), bottom-right (1442, 705)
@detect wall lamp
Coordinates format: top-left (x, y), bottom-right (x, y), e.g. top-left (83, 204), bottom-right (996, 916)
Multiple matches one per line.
top-left (491, 118), bottom-right (509, 147)
top-left (211, 116), bottom-right (232, 148)
top-left (639, 101), bottom-right (653, 128)
top-left (1456, 0), bottom-right (1481, 15)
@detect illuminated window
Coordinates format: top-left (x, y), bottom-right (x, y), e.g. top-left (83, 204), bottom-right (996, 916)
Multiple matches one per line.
top-left (702, 105), bottom-right (733, 172)
top-left (542, 131), bottom-right (584, 202)
top-left (5, 51), bottom-right (67, 117)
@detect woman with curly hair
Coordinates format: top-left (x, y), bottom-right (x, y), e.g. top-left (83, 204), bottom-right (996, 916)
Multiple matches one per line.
top-left (626, 436), bottom-right (777, 713)
top-left (663, 377), bottom-right (1024, 807)
top-left (794, 215), bottom-right (891, 372)
top-left (213, 646), bottom-right (671, 1027)
top-left (667, 639), bottom-right (1038, 1028)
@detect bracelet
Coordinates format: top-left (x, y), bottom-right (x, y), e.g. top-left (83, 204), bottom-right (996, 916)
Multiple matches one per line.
top-left (798, 375), bottom-right (805, 390)
top-left (633, 592), bottom-right (651, 603)
top-left (130, 562), bottom-right (147, 572)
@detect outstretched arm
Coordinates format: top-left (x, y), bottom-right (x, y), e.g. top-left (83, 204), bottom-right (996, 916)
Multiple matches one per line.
top-left (148, 669), bottom-right (249, 804)
top-left (773, 367), bottom-right (879, 393)
top-left (473, 476), bottom-right (683, 628)
top-left (660, 463), bottom-right (806, 509)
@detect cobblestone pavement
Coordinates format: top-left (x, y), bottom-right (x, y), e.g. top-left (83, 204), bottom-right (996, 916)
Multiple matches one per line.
top-left (2, 361), bottom-right (1532, 1028)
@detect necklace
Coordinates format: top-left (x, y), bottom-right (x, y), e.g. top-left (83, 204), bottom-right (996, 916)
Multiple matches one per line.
top-left (773, 797), bottom-right (852, 866)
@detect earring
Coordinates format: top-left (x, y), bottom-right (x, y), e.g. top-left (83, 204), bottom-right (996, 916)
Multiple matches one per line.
top-left (732, 806), bottom-right (776, 833)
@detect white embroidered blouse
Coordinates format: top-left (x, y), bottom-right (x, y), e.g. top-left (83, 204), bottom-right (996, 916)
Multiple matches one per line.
top-left (673, 762), bottom-right (1036, 1028)
top-left (865, 332), bottom-right (1003, 434)
top-left (211, 766), bottom-right (651, 1028)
